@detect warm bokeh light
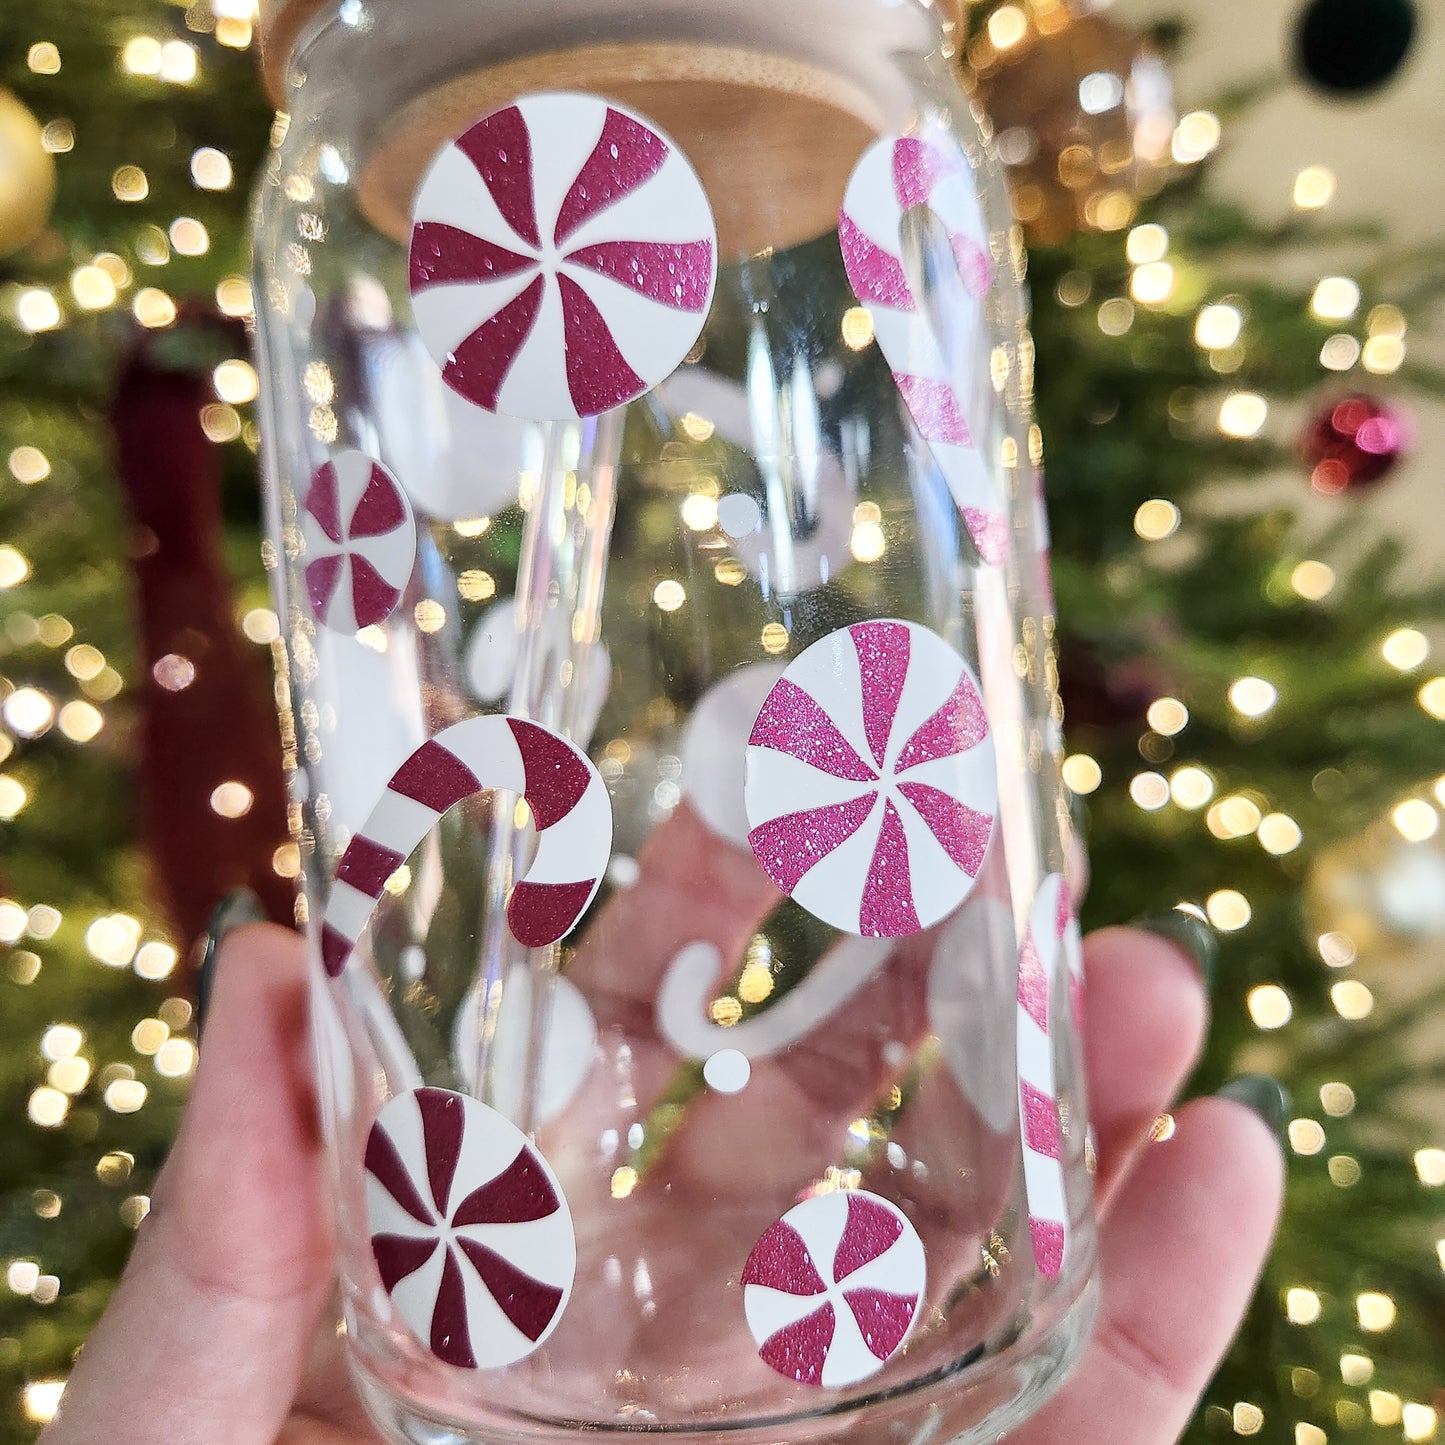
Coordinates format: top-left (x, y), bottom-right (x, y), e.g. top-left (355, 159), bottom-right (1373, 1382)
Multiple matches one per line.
top-left (1404, 1404), bottom-right (1439, 1441)
top-left (18, 289), bottom-right (62, 333)
top-left (1172, 110), bottom-right (1221, 164)
top-left (1147, 697), bottom-right (1189, 735)
top-left (1229, 676), bottom-right (1277, 718)
top-left (1130, 262), bottom-right (1175, 306)
top-left (1061, 753), bottom-right (1102, 794)
top-left (1392, 798), bottom-right (1439, 841)
top-left (1415, 1148), bottom-right (1445, 1186)
top-left (1232, 1402), bottom-right (1264, 1437)
top-left (1331, 980), bottom-right (1375, 1020)
top-left (1194, 304), bottom-right (1242, 351)
top-left (1247, 983), bottom-right (1291, 1029)
top-left (170, 216), bottom-right (209, 255)
top-left (1356, 1292), bottom-right (1396, 1332)
top-left (9, 446), bottom-right (51, 484)
top-left (1134, 498), bottom-right (1180, 540)
top-left (4, 687), bottom-right (56, 738)
top-left (1129, 772), bottom-right (1170, 811)
top-left (70, 265), bottom-right (117, 310)
top-left (1285, 1287), bottom-right (1322, 1325)
top-left (190, 146), bottom-right (233, 190)
top-left (1290, 560), bottom-right (1335, 600)
top-left (133, 287), bottom-right (178, 328)
top-left (653, 579), bottom-right (686, 612)
top-left (1218, 392), bottom-right (1268, 438)
top-left (1311, 276), bottom-right (1360, 322)
top-left (1293, 165), bottom-right (1336, 209)
top-left (987, 4), bottom-right (1029, 49)
top-left (1257, 813), bottom-right (1303, 855)
top-left (680, 493), bottom-right (718, 531)
top-left (1208, 889), bottom-right (1252, 931)
top-left (213, 359), bottom-right (259, 404)
top-left (1170, 766), bottom-right (1214, 810)
top-left (840, 307), bottom-right (875, 350)
top-left (1125, 224), bottom-right (1169, 265)
top-left (1382, 627), bottom-right (1429, 671)
top-left (1319, 333), bottom-right (1360, 371)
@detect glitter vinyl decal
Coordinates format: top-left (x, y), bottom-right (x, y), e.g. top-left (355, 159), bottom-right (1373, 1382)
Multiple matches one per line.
top-left (839, 131), bottom-right (1008, 566)
top-left (742, 1190), bottom-right (926, 1389)
top-left (743, 620), bottom-right (997, 937)
top-left (1016, 872), bottom-right (1086, 1277)
top-left (408, 91), bottom-right (716, 421)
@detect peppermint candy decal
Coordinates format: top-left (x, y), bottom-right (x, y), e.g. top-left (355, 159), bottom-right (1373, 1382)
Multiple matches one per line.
top-left (743, 1190), bottom-right (925, 1389)
top-left (409, 91), bottom-right (717, 421)
top-left (1017, 872), bottom-right (1085, 1278)
top-left (365, 1087), bottom-right (575, 1369)
top-left (301, 451), bottom-right (417, 633)
top-left (321, 715), bottom-right (611, 977)
top-left (839, 134), bottom-right (1007, 567)
top-left (744, 620), bottom-right (997, 937)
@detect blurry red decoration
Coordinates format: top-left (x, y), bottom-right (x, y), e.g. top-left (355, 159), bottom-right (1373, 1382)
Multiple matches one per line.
top-left (1301, 393), bottom-right (1410, 495)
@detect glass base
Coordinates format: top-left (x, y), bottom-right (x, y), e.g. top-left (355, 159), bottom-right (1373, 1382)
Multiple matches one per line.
top-left (350, 1277), bottom-right (1098, 1445)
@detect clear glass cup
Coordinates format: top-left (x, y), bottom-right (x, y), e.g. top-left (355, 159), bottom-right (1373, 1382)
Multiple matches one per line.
top-left (251, 1), bottom-right (1098, 1440)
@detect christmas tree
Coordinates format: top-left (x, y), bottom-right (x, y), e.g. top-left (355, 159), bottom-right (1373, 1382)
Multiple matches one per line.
top-left (2, 0), bottom-right (1443, 1440)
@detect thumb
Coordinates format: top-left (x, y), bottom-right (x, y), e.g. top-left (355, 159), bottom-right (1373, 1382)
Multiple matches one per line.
top-left (43, 920), bottom-right (335, 1445)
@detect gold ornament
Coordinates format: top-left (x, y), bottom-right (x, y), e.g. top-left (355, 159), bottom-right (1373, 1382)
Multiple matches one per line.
top-left (0, 88), bottom-right (57, 258)
top-left (959, 3), bottom-right (1174, 244)
top-left (1306, 806), bottom-right (1445, 960)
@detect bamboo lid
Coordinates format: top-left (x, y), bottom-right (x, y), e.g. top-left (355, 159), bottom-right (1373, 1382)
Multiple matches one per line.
top-left (257, 4), bottom-right (886, 254)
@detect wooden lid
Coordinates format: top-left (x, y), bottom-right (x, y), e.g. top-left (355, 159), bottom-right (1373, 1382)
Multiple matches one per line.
top-left (257, 0), bottom-right (329, 105)
top-left (360, 44), bottom-right (884, 256)
top-left (256, 4), bottom-right (887, 256)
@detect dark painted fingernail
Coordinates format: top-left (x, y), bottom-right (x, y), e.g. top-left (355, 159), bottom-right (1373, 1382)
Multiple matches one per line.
top-left (1133, 909), bottom-right (1217, 988)
top-left (1216, 1074), bottom-right (1290, 1140)
top-left (197, 888), bottom-right (268, 1036)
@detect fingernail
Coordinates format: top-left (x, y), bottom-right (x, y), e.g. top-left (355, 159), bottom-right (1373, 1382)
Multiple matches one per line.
top-left (197, 888), bottom-right (267, 1035)
top-left (1216, 1073), bottom-right (1290, 1140)
top-left (1133, 909), bottom-right (1217, 988)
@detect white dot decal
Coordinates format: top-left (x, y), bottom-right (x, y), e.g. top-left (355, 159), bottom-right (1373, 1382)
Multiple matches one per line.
top-left (703, 1048), bottom-right (751, 1094)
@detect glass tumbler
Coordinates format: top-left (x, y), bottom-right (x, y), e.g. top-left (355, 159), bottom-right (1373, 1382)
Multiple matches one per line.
top-left (250, 0), bottom-right (1098, 1439)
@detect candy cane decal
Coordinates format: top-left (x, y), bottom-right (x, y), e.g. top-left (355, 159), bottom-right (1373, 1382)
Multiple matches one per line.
top-left (409, 91), bottom-right (717, 421)
top-left (320, 716), bottom-right (611, 977)
top-left (1016, 872), bottom-right (1084, 1277)
top-left (838, 134), bottom-right (1007, 567)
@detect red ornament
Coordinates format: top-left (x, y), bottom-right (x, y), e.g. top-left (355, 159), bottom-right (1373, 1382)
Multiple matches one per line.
top-left (1301, 393), bottom-right (1408, 494)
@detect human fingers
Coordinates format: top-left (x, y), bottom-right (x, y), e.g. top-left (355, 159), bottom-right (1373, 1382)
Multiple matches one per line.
top-left (43, 921), bottom-right (334, 1445)
top-left (1081, 923), bottom-right (1210, 1204)
top-left (571, 801), bottom-right (778, 1019)
top-left (1009, 1092), bottom-right (1284, 1445)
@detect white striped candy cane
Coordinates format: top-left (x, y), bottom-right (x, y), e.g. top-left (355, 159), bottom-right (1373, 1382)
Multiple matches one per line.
top-left (320, 715), bottom-right (611, 978)
top-left (839, 132), bottom-right (1007, 567)
top-left (1016, 871), bottom-right (1085, 1277)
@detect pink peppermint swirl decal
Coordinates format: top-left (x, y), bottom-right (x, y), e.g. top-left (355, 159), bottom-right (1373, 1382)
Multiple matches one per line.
top-left (301, 451), bottom-right (417, 634)
top-left (742, 1190), bottom-right (926, 1389)
top-left (838, 132), bottom-right (1007, 567)
top-left (408, 91), bottom-right (717, 421)
top-left (364, 1087), bottom-right (575, 1369)
top-left (743, 620), bottom-right (997, 937)
top-left (1016, 872), bottom-right (1086, 1278)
